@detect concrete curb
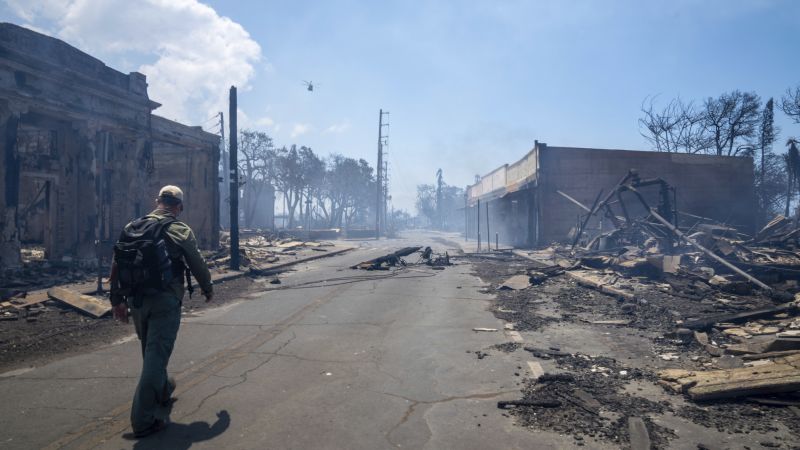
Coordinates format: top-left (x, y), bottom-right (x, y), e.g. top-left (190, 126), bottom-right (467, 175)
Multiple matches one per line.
top-left (11, 246), bottom-right (357, 308)
top-left (211, 246), bottom-right (356, 283)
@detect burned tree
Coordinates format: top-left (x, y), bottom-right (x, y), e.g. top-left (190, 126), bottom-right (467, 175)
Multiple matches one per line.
top-left (753, 98), bottom-right (786, 224)
top-left (237, 129), bottom-right (275, 229)
top-left (785, 138), bottom-right (800, 216)
top-left (702, 90), bottom-right (761, 156)
top-left (416, 181), bottom-right (464, 231)
top-left (436, 168), bottom-right (444, 228)
top-left (271, 145), bottom-right (323, 228)
top-left (416, 184), bottom-right (437, 227)
top-left (316, 155), bottom-right (375, 229)
top-left (639, 96), bottom-right (709, 154)
top-left (781, 85), bottom-right (800, 124)
top-left (641, 91), bottom-right (762, 157)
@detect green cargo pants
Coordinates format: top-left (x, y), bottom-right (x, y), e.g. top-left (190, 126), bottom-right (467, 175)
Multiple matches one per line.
top-left (129, 291), bottom-right (181, 433)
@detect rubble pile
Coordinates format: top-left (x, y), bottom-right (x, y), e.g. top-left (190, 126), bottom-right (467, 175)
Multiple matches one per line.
top-left (502, 353), bottom-right (674, 447)
top-left (467, 171), bottom-right (800, 443)
top-left (1, 260), bottom-right (100, 295)
top-left (208, 230), bottom-right (334, 270)
top-left (351, 246), bottom-right (453, 271)
top-left (351, 247), bottom-right (422, 270)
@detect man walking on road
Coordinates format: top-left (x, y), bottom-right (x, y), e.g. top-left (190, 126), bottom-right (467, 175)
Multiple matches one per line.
top-left (110, 185), bottom-right (214, 438)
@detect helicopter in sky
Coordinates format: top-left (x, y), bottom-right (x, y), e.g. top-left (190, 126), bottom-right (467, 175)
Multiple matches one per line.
top-left (302, 80), bottom-right (315, 92)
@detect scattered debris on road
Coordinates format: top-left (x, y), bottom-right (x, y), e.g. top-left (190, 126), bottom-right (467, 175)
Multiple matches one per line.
top-left (208, 231), bottom-right (335, 271)
top-left (497, 399), bottom-right (562, 409)
top-left (466, 194), bottom-right (800, 446)
top-left (351, 245), bottom-right (454, 271)
top-left (351, 246), bottom-right (422, 270)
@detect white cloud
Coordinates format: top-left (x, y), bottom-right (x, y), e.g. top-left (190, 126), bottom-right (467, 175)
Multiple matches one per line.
top-left (236, 109), bottom-right (279, 134)
top-left (255, 116), bottom-right (275, 128)
top-left (290, 123), bottom-right (312, 139)
top-left (5, 0), bottom-right (262, 125)
top-left (324, 121), bottom-right (350, 134)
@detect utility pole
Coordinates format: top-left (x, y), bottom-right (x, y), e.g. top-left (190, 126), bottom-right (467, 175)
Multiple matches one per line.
top-left (477, 198), bottom-right (481, 252)
top-left (436, 169), bottom-right (443, 230)
top-left (383, 161), bottom-right (389, 231)
top-left (306, 188), bottom-right (312, 240)
top-left (375, 109), bottom-right (389, 239)
top-left (229, 86), bottom-right (240, 270)
top-left (464, 192), bottom-right (468, 242)
top-left (486, 202), bottom-right (490, 251)
top-left (219, 111), bottom-right (228, 228)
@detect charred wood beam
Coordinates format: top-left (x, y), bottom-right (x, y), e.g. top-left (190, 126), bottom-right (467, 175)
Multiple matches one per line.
top-left (571, 189), bottom-right (604, 249)
top-left (615, 190), bottom-right (631, 225)
top-left (351, 246), bottom-right (422, 269)
top-left (572, 172), bottom-right (636, 250)
top-left (556, 190), bottom-right (590, 212)
top-left (603, 203), bottom-right (623, 229)
top-left (648, 209), bottom-right (772, 292)
top-left (683, 303), bottom-right (797, 330)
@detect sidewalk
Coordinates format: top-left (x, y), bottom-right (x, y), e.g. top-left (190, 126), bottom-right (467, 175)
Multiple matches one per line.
top-left (4, 243), bottom-right (356, 311)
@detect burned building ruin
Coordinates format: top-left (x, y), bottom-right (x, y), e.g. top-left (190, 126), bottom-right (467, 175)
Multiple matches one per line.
top-left (466, 141), bottom-right (756, 248)
top-left (0, 23), bottom-right (220, 268)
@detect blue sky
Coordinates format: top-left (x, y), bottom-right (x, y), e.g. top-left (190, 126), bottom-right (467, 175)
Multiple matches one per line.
top-left (3, 0), bottom-right (799, 211)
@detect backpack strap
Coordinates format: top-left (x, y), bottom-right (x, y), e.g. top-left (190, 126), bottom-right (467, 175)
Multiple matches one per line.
top-left (155, 217), bottom-right (194, 298)
top-left (151, 216), bottom-right (177, 241)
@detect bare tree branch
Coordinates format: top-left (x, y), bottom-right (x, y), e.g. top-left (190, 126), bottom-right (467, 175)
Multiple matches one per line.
top-left (781, 86), bottom-right (800, 124)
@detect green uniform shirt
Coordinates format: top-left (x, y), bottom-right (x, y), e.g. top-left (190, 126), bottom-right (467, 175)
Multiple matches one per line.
top-left (111, 209), bottom-right (213, 305)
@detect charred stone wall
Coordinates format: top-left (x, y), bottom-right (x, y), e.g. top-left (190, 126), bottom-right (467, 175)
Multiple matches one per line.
top-left (150, 116), bottom-right (220, 250)
top-left (0, 23), bottom-right (220, 268)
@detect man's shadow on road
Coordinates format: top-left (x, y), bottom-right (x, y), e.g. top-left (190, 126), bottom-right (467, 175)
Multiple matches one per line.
top-left (132, 410), bottom-right (230, 450)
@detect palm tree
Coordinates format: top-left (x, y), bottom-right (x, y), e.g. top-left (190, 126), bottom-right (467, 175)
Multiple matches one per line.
top-left (785, 138), bottom-right (800, 216)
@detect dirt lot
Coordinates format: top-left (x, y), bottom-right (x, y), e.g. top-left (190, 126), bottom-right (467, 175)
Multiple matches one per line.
top-left (0, 276), bottom-right (258, 372)
top-left (466, 253), bottom-right (800, 450)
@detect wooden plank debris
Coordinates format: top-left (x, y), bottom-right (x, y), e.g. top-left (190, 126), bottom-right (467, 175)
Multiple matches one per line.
top-left (277, 240), bottom-right (305, 249)
top-left (498, 274), bottom-right (531, 290)
top-left (497, 399), bottom-right (561, 409)
top-left (527, 361), bottom-right (545, 380)
top-left (742, 350), bottom-right (800, 360)
top-left (47, 287), bottom-right (111, 318)
top-left (590, 319), bottom-right (631, 326)
top-left (565, 270), bottom-right (636, 301)
top-left (573, 388), bottom-right (602, 412)
top-left (659, 354), bottom-right (800, 401)
top-left (683, 303), bottom-right (797, 331)
top-left (649, 209), bottom-right (773, 292)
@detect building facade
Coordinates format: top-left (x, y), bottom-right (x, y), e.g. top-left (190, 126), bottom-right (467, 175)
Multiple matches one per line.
top-left (466, 141), bottom-right (756, 248)
top-left (0, 23), bottom-right (220, 267)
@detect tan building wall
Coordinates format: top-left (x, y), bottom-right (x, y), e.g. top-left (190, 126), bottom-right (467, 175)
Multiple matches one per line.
top-left (466, 142), bottom-right (756, 248)
top-left (537, 145), bottom-right (756, 244)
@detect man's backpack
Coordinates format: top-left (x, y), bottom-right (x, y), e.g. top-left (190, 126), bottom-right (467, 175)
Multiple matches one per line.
top-left (113, 216), bottom-right (177, 296)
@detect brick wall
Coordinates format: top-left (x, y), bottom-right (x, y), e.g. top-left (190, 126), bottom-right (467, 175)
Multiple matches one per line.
top-left (537, 146), bottom-right (756, 244)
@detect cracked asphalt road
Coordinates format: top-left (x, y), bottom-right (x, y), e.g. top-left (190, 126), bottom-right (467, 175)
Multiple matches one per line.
top-left (0, 231), bottom-right (558, 449)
